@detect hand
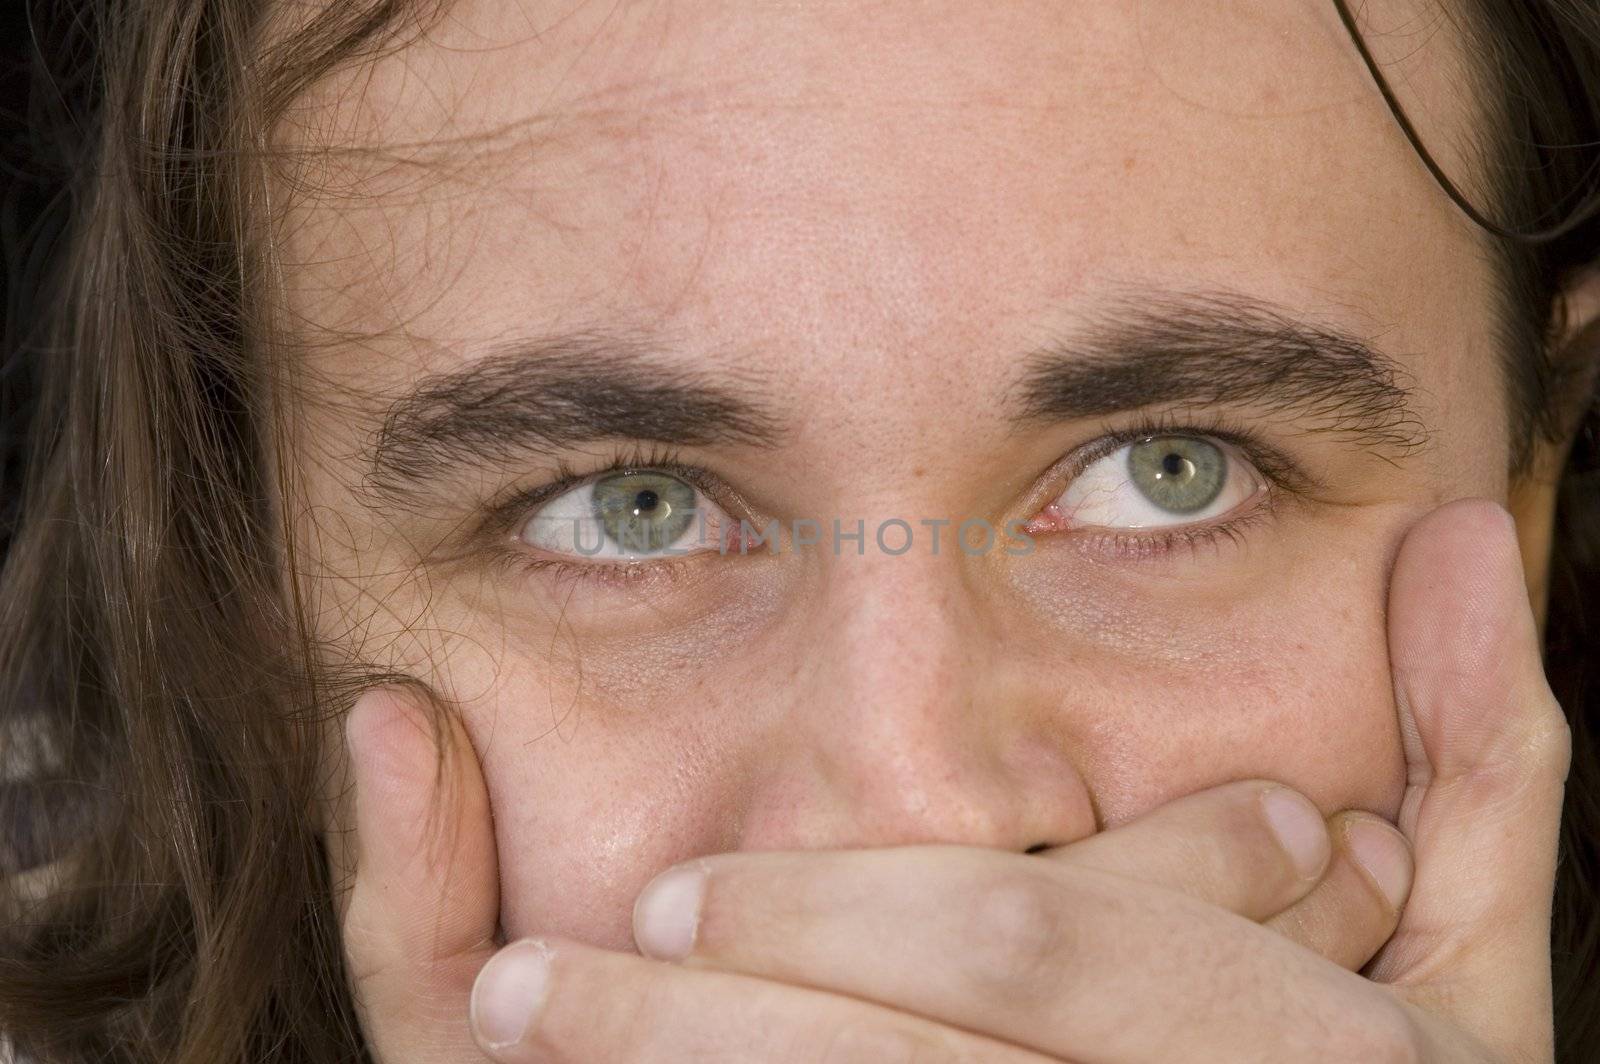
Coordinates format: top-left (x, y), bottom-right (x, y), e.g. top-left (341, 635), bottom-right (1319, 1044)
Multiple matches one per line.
top-left (342, 692), bottom-right (1401, 1062)
top-left (456, 500), bottom-right (1567, 1061)
top-left (338, 684), bottom-right (499, 1064)
top-left (339, 699), bottom-right (1413, 1054)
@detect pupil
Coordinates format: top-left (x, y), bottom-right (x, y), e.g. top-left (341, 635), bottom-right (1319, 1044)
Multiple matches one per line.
top-left (634, 489), bottom-right (660, 514)
top-left (1161, 453), bottom-right (1186, 476)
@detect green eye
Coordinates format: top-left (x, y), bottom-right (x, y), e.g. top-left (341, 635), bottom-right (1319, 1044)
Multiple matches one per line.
top-left (592, 471), bottom-right (699, 553)
top-left (1126, 436), bottom-right (1227, 514)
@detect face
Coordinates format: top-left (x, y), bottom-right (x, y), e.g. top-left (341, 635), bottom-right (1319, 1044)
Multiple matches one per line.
top-left (280, 0), bottom-right (1520, 951)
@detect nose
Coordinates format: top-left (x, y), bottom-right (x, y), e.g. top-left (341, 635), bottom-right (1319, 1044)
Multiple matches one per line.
top-left (735, 552), bottom-right (1098, 855)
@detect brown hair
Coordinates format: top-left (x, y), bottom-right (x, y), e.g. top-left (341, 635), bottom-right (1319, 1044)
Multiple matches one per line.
top-left (1, 1), bottom-right (1598, 1061)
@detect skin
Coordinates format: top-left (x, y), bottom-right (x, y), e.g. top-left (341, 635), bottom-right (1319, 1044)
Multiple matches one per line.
top-left (343, 505), bottom-right (1569, 1061)
top-left (274, 0), bottom-right (1593, 1058)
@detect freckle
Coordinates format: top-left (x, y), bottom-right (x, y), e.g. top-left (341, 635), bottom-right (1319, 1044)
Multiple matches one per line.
top-left (1122, 154), bottom-right (1136, 173)
top-left (912, 467), bottom-right (926, 478)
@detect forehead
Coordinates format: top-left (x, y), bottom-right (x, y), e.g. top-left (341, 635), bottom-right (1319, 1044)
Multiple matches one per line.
top-left (278, 0), bottom-right (1500, 411)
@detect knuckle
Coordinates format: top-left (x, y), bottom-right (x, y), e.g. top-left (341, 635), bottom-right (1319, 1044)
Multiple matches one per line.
top-left (1522, 699), bottom-right (1572, 782)
top-left (958, 873), bottom-right (1074, 1003)
top-left (1467, 696), bottom-right (1572, 794)
top-left (339, 901), bottom-right (406, 991)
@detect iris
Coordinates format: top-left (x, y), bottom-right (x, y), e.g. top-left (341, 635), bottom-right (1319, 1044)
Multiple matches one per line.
top-left (1126, 436), bottom-right (1226, 514)
top-left (593, 471), bottom-right (698, 552)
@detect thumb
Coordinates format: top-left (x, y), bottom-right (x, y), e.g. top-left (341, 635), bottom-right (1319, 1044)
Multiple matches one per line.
top-left (342, 685), bottom-right (501, 1063)
top-left (1368, 499), bottom-right (1570, 1056)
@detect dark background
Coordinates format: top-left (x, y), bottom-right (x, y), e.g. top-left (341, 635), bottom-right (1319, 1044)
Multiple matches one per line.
top-left (1, 0), bottom-right (82, 560)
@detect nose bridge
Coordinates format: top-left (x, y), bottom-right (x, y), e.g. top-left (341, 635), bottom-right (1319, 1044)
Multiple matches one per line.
top-left (736, 551), bottom-right (1098, 853)
top-left (824, 551), bottom-right (977, 708)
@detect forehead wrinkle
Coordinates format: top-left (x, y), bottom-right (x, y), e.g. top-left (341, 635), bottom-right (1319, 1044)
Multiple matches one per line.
top-left (272, 0), bottom-right (1509, 473)
top-left (276, 0), bottom-right (1495, 203)
top-left (273, 0), bottom-right (1490, 239)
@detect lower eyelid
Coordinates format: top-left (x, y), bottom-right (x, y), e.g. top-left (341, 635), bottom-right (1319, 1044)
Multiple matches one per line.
top-left (1059, 501), bottom-right (1278, 564)
top-left (498, 548), bottom-right (704, 594)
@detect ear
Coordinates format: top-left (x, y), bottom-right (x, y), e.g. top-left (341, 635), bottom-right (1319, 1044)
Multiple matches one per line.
top-left (1508, 263), bottom-right (1600, 638)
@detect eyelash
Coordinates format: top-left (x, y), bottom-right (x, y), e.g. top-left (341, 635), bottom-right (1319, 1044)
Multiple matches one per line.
top-left (480, 442), bottom-right (722, 590)
top-left (482, 416), bottom-right (1308, 586)
top-left (1032, 410), bottom-right (1303, 564)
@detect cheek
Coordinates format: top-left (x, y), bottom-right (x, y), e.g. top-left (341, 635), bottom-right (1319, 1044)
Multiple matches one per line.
top-left (485, 767), bottom-right (685, 951)
top-left (305, 541), bottom-right (794, 952)
top-left (465, 671), bottom-right (756, 951)
top-left (1073, 605), bottom-right (1405, 828)
top-left (1020, 534), bottom-right (1408, 827)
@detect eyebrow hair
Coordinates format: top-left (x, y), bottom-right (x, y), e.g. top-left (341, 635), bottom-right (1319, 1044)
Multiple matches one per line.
top-left (366, 330), bottom-right (785, 504)
top-left (364, 288), bottom-right (1430, 509)
top-left (1009, 288), bottom-right (1429, 456)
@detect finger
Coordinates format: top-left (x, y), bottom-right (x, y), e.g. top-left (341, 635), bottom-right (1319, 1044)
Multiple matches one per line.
top-left (1264, 811), bottom-right (1413, 971)
top-left (1371, 499), bottom-right (1569, 1056)
top-left (469, 936), bottom-right (1058, 1064)
top-left (628, 845), bottom-right (1412, 1062)
top-left (1038, 779), bottom-right (1332, 922)
top-left (978, 780), bottom-right (1409, 973)
top-left (342, 685), bottom-right (500, 1062)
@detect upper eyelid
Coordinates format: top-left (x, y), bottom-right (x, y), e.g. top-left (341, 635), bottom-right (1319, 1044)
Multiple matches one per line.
top-left (483, 457), bottom-right (739, 542)
top-left (1194, 432), bottom-right (1303, 491)
top-left (1072, 431), bottom-right (1252, 482)
top-left (526, 459), bottom-right (720, 509)
top-left (1072, 421), bottom-right (1319, 495)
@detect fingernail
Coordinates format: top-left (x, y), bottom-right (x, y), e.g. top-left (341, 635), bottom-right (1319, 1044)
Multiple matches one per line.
top-left (471, 938), bottom-right (553, 1049)
top-left (633, 862), bottom-right (708, 961)
top-left (1344, 818), bottom-right (1414, 910)
top-left (1260, 787), bottom-right (1331, 879)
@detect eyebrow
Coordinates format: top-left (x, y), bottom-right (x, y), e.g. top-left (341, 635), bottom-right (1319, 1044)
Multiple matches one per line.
top-left (1010, 288), bottom-right (1428, 455)
top-left (365, 289), bottom-right (1428, 508)
top-left (366, 330), bottom-right (786, 505)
